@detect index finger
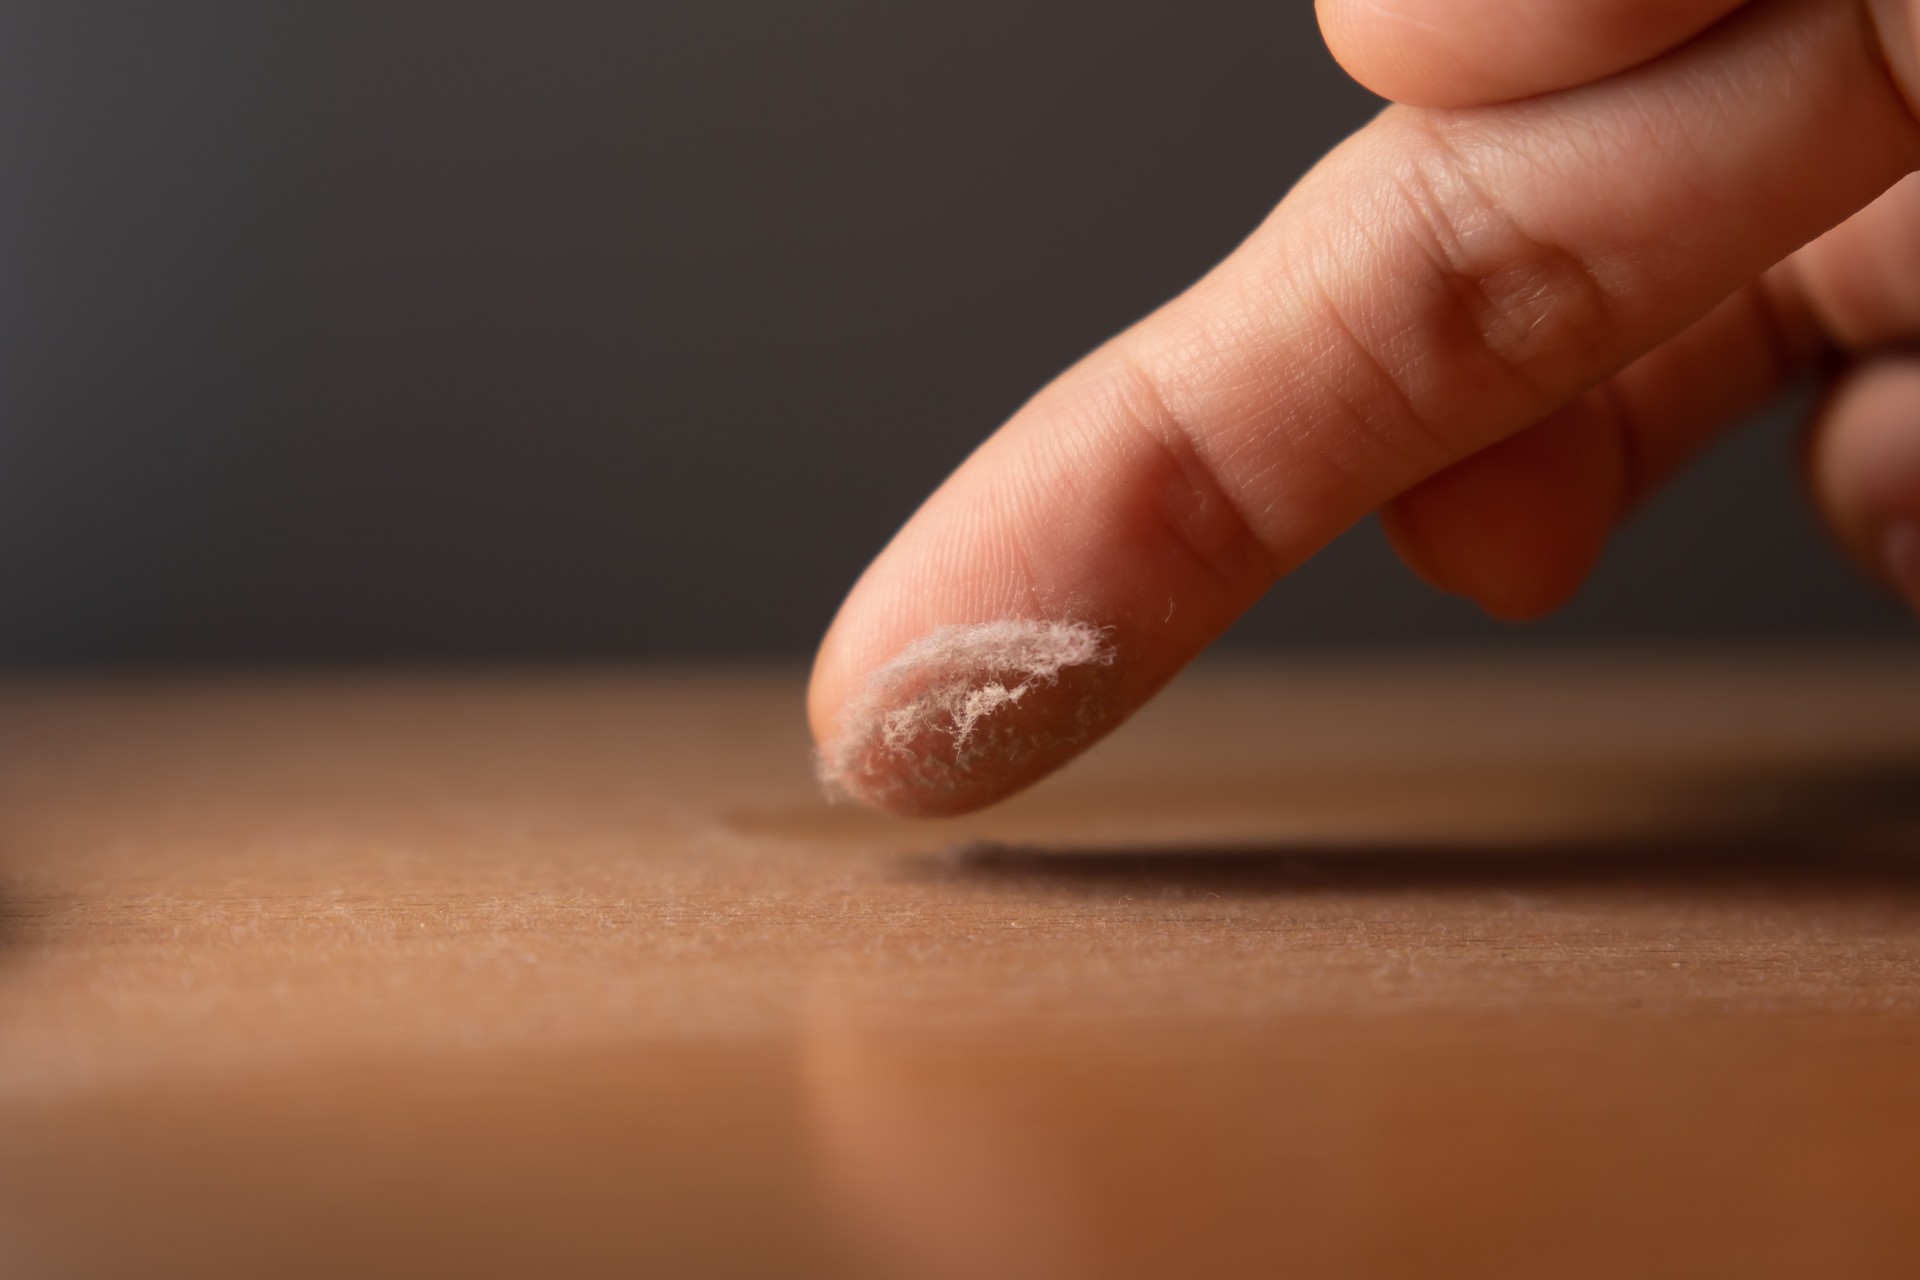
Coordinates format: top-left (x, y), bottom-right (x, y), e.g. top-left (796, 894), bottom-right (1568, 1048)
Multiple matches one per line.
top-left (811, 0), bottom-right (1920, 815)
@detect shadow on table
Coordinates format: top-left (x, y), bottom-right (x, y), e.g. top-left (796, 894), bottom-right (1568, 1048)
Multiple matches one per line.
top-left (0, 841), bottom-right (44, 955)
top-left (928, 756), bottom-right (1920, 899)
top-left (934, 839), bottom-right (1920, 896)
top-left (0, 893), bottom-right (28, 954)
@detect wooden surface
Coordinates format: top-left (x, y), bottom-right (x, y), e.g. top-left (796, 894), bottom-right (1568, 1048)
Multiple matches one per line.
top-left (3, 652), bottom-right (1920, 1278)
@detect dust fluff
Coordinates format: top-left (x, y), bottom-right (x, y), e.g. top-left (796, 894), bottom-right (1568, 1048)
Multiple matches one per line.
top-left (818, 619), bottom-right (1116, 810)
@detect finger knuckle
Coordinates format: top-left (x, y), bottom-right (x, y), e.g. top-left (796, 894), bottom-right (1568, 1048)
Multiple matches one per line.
top-left (1392, 115), bottom-right (1618, 402)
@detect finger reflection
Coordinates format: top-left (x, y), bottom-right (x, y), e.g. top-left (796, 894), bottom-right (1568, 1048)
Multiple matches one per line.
top-left (803, 1001), bottom-right (1323, 1280)
top-left (802, 989), bottom-right (1920, 1279)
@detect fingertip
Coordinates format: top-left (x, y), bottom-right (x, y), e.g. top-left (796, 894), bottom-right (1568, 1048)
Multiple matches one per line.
top-left (1804, 358), bottom-right (1920, 603)
top-left (803, 355), bottom-right (1278, 817)
top-left (810, 618), bottom-right (1132, 818)
top-left (1381, 502), bottom-right (1589, 622)
top-left (1380, 400), bottom-right (1621, 622)
top-left (1317, 0), bottom-right (1749, 109)
top-left (1317, 0), bottom-right (1507, 109)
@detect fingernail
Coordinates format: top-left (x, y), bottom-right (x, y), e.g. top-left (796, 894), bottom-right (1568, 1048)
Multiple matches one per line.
top-left (1887, 519), bottom-right (1920, 612)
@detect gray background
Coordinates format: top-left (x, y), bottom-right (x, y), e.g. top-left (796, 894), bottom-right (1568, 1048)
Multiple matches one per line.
top-left (0, 1), bottom-right (1907, 667)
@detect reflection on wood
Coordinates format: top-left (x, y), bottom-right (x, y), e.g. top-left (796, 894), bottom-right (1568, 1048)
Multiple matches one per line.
top-left (2, 653), bottom-right (1918, 1277)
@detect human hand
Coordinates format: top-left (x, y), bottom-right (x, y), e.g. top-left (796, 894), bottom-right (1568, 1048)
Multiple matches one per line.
top-left (811, 0), bottom-right (1920, 815)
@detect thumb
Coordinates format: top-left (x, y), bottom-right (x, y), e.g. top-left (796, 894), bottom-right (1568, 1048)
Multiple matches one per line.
top-left (812, 0), bottom-right (1920, 816)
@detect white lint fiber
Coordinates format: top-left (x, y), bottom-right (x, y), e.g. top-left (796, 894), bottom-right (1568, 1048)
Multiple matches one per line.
top-left (820, 619), bottom-right (1115, 803)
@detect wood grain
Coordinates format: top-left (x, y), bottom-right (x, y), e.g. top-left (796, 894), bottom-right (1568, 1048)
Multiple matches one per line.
top-left (2, 652), bottom-right (1918, 1278)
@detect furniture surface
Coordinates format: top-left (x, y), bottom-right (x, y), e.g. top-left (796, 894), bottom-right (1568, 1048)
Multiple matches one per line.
top-left (4, 653), bottom-right (1918, 1278)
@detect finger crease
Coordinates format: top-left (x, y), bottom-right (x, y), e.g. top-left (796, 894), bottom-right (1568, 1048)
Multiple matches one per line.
top-left (1109, 347), bottom-right (1283, 590)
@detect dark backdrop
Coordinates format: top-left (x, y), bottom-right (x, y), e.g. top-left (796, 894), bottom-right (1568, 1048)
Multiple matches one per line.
top-left (1, 2), bottom-right (1907, 666)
